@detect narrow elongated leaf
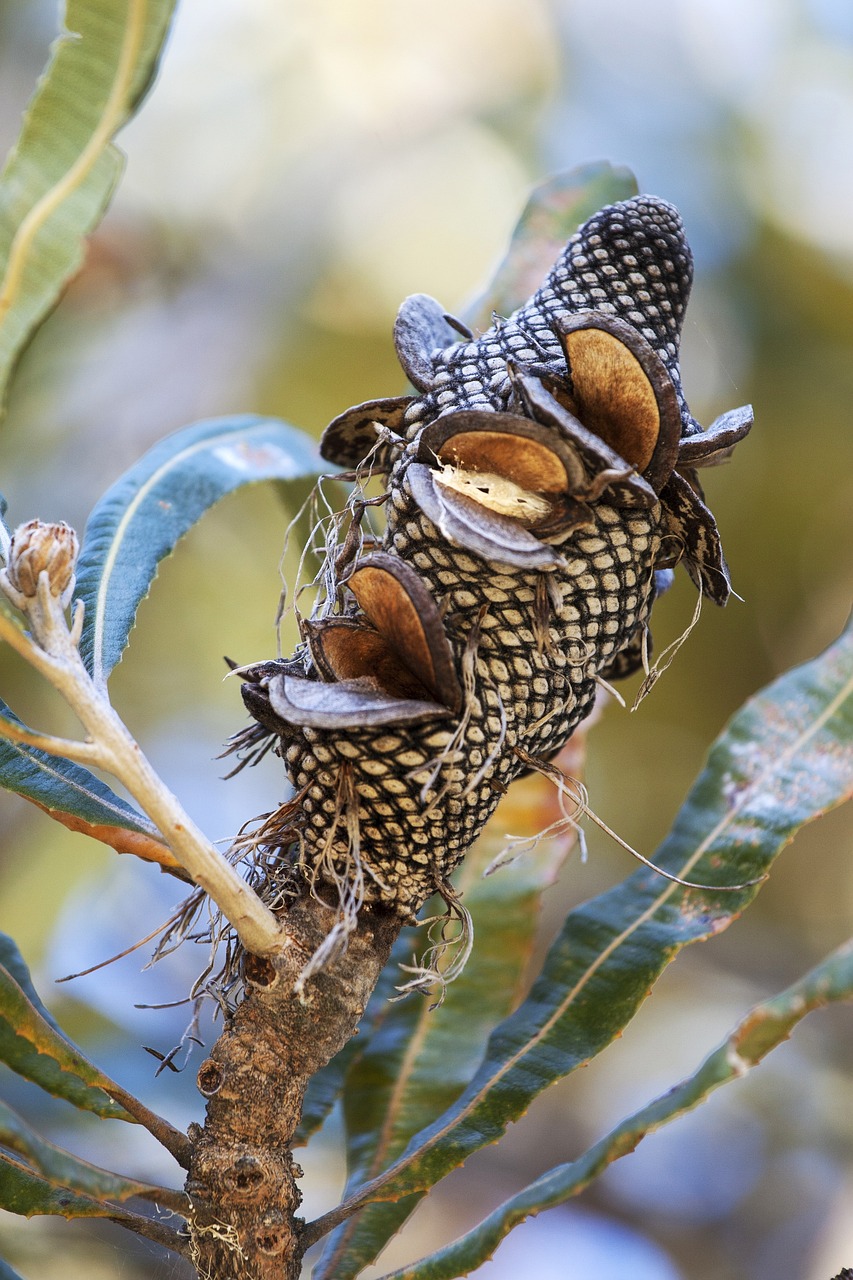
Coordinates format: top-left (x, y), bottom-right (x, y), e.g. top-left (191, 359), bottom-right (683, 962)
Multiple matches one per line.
top-left (0, 935), bottom-right (63, 1035)
top-left (0, 1148), bottom-right (143, 1223)
top-left (377, 937), bottom-right (853, 1280)
top-left (76, 415), bottom-right (321, 687)
top-left (0, 698), bottom-right (158, 837)
top-left (306, 619), bottom-right (853, 1235)
top-left (0, 938), bottom-right (133, 1120)
top-left (0, 1098), bottom-right (157, 1203)
top-left (467, 162), bottom-right (638, 327)
top-left (314, 758), bottom-right (584, 1279)
top-left (0, 0), bottom-right (177, 404)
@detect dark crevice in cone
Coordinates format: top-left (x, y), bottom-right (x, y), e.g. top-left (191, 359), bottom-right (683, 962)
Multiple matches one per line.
top-left (344, 552), bottom-right (462, 712)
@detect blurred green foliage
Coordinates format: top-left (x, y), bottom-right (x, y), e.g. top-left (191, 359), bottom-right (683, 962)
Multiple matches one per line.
top-left (0, 2), bottom-right (851, 1278)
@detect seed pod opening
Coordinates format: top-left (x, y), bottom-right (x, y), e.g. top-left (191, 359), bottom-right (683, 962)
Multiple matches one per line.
top-left (345, 552), bottom-right (462, 711)
top-left (406, 462), bottom-right (568, 570)
top-left (305, 617), bottom-right (436, 704)
top-left (557, 311), bottom-right (682, 491)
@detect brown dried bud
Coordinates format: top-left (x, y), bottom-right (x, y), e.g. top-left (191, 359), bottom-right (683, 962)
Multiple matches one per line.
top-left (7, 520), bottom-right (79, 601)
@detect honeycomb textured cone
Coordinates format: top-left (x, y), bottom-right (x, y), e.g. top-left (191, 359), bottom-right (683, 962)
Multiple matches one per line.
top-left (238, 193), bottom-right (752, 942)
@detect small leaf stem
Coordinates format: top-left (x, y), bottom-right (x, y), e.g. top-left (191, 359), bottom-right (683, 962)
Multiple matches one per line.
top-left (0, 576), bottom-right (287, 960)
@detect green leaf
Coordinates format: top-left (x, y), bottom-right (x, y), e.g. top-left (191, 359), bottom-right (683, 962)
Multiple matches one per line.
top-left (0, 698), bottom-right (157, 836)
top-left (467, 161), bottom-right (638, 328)
top-left (0, 1148), bottom-right (143, 1223)
top-left (306, 618), bottom-right (853, 1232)
top-left (76, 415), bottom-right (321, 687)
top-left (0, 935), bottom-right (63, 1035)
top-left (314, 770), bottom-right (580, 1280)
top-left (0, 1097), bottom-right (157, 1203)
top-left (376, 937), bottom-right (853, 1280)
top-left (0, 936), bottom-right (134, 1121)
top-left (0, 0), bottom-right (177, 405)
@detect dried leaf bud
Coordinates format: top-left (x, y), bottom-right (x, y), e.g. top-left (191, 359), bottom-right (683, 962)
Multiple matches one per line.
top-left (7, 520), bottom-right (79, 601)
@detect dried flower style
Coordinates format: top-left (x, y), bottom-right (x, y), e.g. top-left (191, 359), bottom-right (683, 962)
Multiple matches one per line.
top-left (235, 195), bottom-right (753, 965)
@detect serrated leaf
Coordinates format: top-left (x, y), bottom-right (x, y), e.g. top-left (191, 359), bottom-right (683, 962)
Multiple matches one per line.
top-left (467, 162), bottom-right (638, 328)
top-left (0, 1097), bottom-right (158, 1203)
top-left (0, 1148), bottom-right (143, 1223)
top-left (314, 757), bottom-right (584, 1280)
top-left (0, 937), bottom-right (134, 1121)
top-left (376, 937), bottom-right (853, 1280)
top-left (0, 698), bottom-right (158, 837)
top-left (306, 618), bottom-right (853, 1233)
top-left (75, 415), bottom-right (321, 687)
top-left (0, 0), bottom-right (177, 406)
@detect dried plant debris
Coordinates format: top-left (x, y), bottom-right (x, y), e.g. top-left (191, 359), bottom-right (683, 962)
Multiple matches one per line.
top-left (235, 193), bottom-right (753, 968)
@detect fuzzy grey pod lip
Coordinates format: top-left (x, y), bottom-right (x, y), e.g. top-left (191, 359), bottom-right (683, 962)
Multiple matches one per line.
top-left (319, 395), bottom-right (412, 470)
top-left (677, 404), bottom-right (754, 469)
top-left (266, 672), bottom-right (452, 730)
top-left (659, 469), bottom-right (731, 604)
top-left (393, 294), bottom-right (467, 391)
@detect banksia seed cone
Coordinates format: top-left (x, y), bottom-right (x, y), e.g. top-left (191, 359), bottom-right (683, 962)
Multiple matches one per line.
top-left (235, 194), bottom-right (752, 953)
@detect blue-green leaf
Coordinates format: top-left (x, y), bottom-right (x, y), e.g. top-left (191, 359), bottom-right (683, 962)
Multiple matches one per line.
top-left (376, 938), bottom-right (853, 1280)
top-left (76, 414), bottom-right (321, 686)
top-left (0, 698), bottom-right (156, 836)
top-left (0, 1257), bottom-right (27, 1280)
top-left (304, 617), bottom-right (853, 1236)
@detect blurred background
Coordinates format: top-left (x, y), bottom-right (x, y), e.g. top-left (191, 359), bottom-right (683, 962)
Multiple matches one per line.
top-left (0, 0), bottom-right (851, 1276)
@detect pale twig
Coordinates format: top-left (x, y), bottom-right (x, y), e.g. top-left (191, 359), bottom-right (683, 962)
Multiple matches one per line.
top-left (0, 530), bottom-right (288, 961)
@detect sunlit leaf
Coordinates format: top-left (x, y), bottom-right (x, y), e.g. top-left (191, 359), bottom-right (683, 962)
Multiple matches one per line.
top-left (0, 935), bottom-right (133, 1121)
top-left (0, 1098), bottom-right (158, 1203)
top-left (305, 618), bottom-right (853, 1233)
top-left (75, 415), bottom-right (321, 687)
top-left (375, 938), bottom-right (853, 1280)
top-left (0, 0), bottom-right (177, 406)
top-left (467, 161), bottom-right (638, 328)
top-left (314, 754), bottom-right (585, 1279)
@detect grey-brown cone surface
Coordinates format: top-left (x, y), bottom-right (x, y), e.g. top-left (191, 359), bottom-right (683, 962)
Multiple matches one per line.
top-left (237, 194), bottom-right (752, 931)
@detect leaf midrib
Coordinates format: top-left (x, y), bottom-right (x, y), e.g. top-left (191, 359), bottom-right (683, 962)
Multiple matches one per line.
top-left (0, 0), bottom-right (148, 323)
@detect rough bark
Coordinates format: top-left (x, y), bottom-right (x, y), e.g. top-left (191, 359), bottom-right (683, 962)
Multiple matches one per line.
top-left (184, 895), bottom-right (403, 1278)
